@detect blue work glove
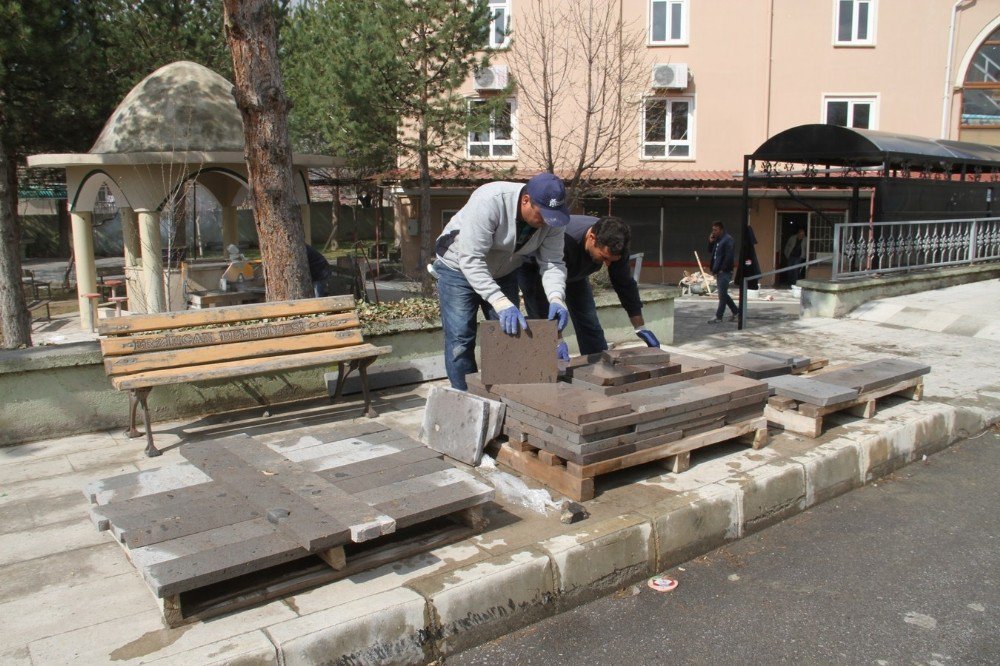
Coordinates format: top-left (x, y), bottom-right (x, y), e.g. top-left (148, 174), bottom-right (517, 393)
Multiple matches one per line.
top-left (556, 341), bottom-right (569, 361)
top-left (547, 302), bottom-right (569, 332)
top-left (498, 305), bottom-right (528, 335)
top-left (635, 328), bottom-right (660, 348)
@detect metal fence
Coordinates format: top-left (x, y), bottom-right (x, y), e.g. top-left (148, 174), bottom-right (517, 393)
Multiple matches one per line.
top-left (832, 217), bottom-right (1000, 279)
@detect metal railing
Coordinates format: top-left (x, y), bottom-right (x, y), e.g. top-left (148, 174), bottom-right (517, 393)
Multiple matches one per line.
top-left (832, 216), bottom-right (1000, 280)
top-left (738, 257), bottom-right (830, 330)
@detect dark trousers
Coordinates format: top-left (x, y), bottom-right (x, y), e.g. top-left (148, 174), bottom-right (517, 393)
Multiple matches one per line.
top-left (715, 270), bottom-right (740, 319)
top-left (518, 263), bottom-right (608, 354)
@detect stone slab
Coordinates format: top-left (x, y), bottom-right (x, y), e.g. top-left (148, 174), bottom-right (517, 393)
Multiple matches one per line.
top-left (767, 374), bottom-right (859, 406)
top-left (717, 353), bottom-right (790, 379)
top-left (492, 382), bottom-right (633, 425)
top-left (479, 320), bottom-right (558, 385)
top-left (816, 358), bottom-right (931, 393)
top-left (420, 386), bottom-right (490, 465)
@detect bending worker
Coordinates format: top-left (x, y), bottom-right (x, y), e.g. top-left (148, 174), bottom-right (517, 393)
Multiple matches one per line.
top-left (432, 172), bottom-right (570, 391)
top-left (518, 215), bottom-right (660, 357)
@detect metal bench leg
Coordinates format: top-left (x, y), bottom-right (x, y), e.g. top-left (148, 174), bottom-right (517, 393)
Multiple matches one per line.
top-left (332, 361), bottom-right (348, 402)
top-left (358, 356), bottom-right (378, 418)
top-left (131, 388), bottom-right (160, 457)
top-left (124, 390), bottom-right (143, 440)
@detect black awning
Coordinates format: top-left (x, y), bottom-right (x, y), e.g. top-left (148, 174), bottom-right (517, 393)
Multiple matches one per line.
top-left (750, 124), bottom-right (1000, 171)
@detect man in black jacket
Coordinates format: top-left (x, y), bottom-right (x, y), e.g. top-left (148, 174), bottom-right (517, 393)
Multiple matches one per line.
top-left (708, 220), bottom-right (740, 323)
top-left (518, 215), bottom-right (660, 357)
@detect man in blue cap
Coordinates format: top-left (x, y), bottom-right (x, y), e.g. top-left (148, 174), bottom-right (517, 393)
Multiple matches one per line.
top-left (518, 215), bottom-right (659, 357)
top-left (432, 173), bottom-right (570, 391)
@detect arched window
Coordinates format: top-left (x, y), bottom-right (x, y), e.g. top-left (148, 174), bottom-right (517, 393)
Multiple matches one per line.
top-left (961, 26), bottom-right (1000, 127)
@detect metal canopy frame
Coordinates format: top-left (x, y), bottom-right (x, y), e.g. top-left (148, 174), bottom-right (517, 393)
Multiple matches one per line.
top-left (736, 124), bottom-right (1000, 329)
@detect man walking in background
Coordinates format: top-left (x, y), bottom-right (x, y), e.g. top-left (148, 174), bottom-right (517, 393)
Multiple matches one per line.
top-left (708, 220), bottom-right (740, 323)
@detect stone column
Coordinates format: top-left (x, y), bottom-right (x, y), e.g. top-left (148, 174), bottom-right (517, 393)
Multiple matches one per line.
top-left (221, 205), bottom-right (238, 250)
top-left (137, 209), bottom-right (165, 312)
top-left (70, 211), bottom-right (98, 331)
top-left (119, 208), bottom-right (140, 268)
top-left (300, 204), bottom-right (312, 245)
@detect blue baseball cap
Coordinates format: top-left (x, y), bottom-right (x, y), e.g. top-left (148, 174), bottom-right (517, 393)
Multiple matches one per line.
top-left (525, 173), bottom-right (570, 228)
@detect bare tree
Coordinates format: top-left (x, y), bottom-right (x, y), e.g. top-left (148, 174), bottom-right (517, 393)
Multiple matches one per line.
top-left (508, 0), bottom-right (647, 206)
top-left (223, 0), bottom-right (310, 301)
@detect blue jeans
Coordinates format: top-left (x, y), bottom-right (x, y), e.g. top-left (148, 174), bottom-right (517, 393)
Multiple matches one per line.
top-left (435, 260), bottom-right (520, 391)
top-left (517, 263), bottom-right (607, 355)
top-left (715, 270), bottom-right (740, 319)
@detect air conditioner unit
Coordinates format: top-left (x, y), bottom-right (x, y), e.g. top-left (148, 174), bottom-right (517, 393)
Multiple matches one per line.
top-left (473, 65), bottom-right (509, 91)
top-left (651, 63), bottom-right (688, 90)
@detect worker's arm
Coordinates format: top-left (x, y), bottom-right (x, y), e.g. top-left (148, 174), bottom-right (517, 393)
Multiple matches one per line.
top-left (454, 192), bottom-right (508, 309)
top-left (535, 226), bottom-right (567, 306)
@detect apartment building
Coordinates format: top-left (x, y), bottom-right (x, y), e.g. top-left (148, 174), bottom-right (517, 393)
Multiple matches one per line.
top-left (393, 0), bottom-right (1000, 285)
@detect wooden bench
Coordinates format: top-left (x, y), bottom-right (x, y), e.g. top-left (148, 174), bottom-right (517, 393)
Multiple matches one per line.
top-left (97, 295), bottom-right (392, 457)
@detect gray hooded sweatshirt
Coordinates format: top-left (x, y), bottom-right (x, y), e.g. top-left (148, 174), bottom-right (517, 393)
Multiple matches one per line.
top-left (436, 182), bottom-right (567, 309)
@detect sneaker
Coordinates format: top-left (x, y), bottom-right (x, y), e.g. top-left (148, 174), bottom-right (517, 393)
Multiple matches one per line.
top-left (708, 318), bottom-right (722, 324)
top-left (730, 313), bottom-right (740, 322)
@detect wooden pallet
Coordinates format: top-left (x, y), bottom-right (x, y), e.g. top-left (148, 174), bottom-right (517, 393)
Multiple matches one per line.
top-left (497, 416), bottom-right (768, 501)
top-left (765, 376), bottom-right (923, 438)
top-left (85, 422), bottom-right (493, 626)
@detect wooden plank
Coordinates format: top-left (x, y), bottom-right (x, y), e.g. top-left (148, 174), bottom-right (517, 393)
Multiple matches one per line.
top-left (259, 420), bottom-right (389, 451)
top-left (767, 396), bottom-right (798, 411)
top-left (112, 344), bottom-right (392, 390)
top-left (479, 320), bottom-right (559, 385)
top-left (208, 435), bottom-right (397, 546)
top-left (85, 463), bottom-right (211, 506)
top-left (576, 417), bottom-right (768, 477)
top-left (497, 444), bottom-right (594, 501)
top-left (99, 313), bottom-right (360, 357)
top-left (490, 383), bottom-right (633, 425)
top-left (117, 486), bottom-right (262, 549)
top-left (315, 446), bottom-right (442, 483)
top-left (89, 480), bottom-right (217, 531)
top-left (136, 519), bottom-right (306, 597)
top-left (97, 295), bottom-right (358, 335)
top-left (328, 456), bottom-right (454, 495)
top-left (181, 437), bottom-right (356, 551)
top-left (764, 404), bottom-right (822, 438)
top-left (318, 546), bottom-right (347, 570)
top-left (104, 329), bottom-right (365, 376)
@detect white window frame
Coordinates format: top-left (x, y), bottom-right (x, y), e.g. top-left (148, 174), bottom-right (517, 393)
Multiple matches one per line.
top-left (648, 0), bottom-right (689, 46)
top-left (822, 94), bottom-right (879, 129)
top-left (467, 98), bottom-right (516, 160)
top-left (833, 0), bottom-right (876, 46)
top-left (640, 95), bottom-right (695, 160)
top-left (487, 0), bottom-right (511, 49)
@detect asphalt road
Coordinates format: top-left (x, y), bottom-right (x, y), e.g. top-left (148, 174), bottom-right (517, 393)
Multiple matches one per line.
top-left (451, 429), bottom-right (1000, 665)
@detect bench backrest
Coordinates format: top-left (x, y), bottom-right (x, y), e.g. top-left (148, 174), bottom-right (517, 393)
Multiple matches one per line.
top-left (98, 295), bottom-right (364, 379)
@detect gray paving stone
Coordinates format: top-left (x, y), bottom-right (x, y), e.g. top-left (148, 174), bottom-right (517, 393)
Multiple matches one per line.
top-left (767, 374), bottom-right (859, 406)
top-left (420, 386), bottom-right (490, 465)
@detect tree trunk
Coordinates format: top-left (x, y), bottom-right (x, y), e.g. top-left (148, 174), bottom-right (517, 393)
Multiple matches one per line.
top-left (0, 136), bottom-right (32, 349)
top-left (417, 114), bottom-right (434, 295)
top-left (223, 0), bottom-right (310, 301)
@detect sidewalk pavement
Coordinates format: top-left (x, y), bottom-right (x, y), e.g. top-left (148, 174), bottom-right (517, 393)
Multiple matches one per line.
top-left (1, 281), bottom-right (998, 665)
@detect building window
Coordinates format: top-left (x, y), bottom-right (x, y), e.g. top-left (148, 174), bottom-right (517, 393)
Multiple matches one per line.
top-left (488, 0), bottom-right (510, 49)
top-left (834, 0), bottom-right (875, 46)
top-left (961, 26), bottom-right (1000, 127)
top-left (649, 0), bottom-right (688, 45)
top-left (468, 98), bottom-right (515, 158)
top-left (642, 97), bottom-right (694, 159)
top-left (824, 95), bottom-right (877, 129)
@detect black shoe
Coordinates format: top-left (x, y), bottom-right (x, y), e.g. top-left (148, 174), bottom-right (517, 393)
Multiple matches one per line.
top-left (708, 318), bottom-right (722, 324)
top-left (730, 313), bottom-right (739, 322)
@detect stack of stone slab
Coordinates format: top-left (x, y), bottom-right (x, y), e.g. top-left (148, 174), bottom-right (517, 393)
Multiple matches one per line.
top-left (764, 358), bottom-right (930, 437)
top-left (490, 371), bottom-right (770, 501)
top-left (84, 422), bottom-right (493, 626)
top-left (718, 350), bottom-right (815, 379)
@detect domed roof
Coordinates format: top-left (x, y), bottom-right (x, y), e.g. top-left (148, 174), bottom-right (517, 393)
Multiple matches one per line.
top-left (90, 61), bottom-right (245, 154)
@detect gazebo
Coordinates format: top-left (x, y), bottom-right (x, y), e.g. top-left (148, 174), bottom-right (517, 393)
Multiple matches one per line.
top-left (27, 61), bottom-right (342, 330)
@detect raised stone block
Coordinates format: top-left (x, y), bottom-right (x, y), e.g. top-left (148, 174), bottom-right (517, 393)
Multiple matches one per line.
top-left (406, 548), bottom-right (555, 656)
top-left (419, 386), bottom-right (493, 466)
top-left (539, 515), bottom-right (653, 609)
top-left (767, 374), bottom-right (858, 406)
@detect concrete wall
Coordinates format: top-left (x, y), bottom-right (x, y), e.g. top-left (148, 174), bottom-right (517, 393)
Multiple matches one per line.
top-left (0, 288), bottom-right (675, 447)
top-left (799, 263), bottom-right (1000, 318)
